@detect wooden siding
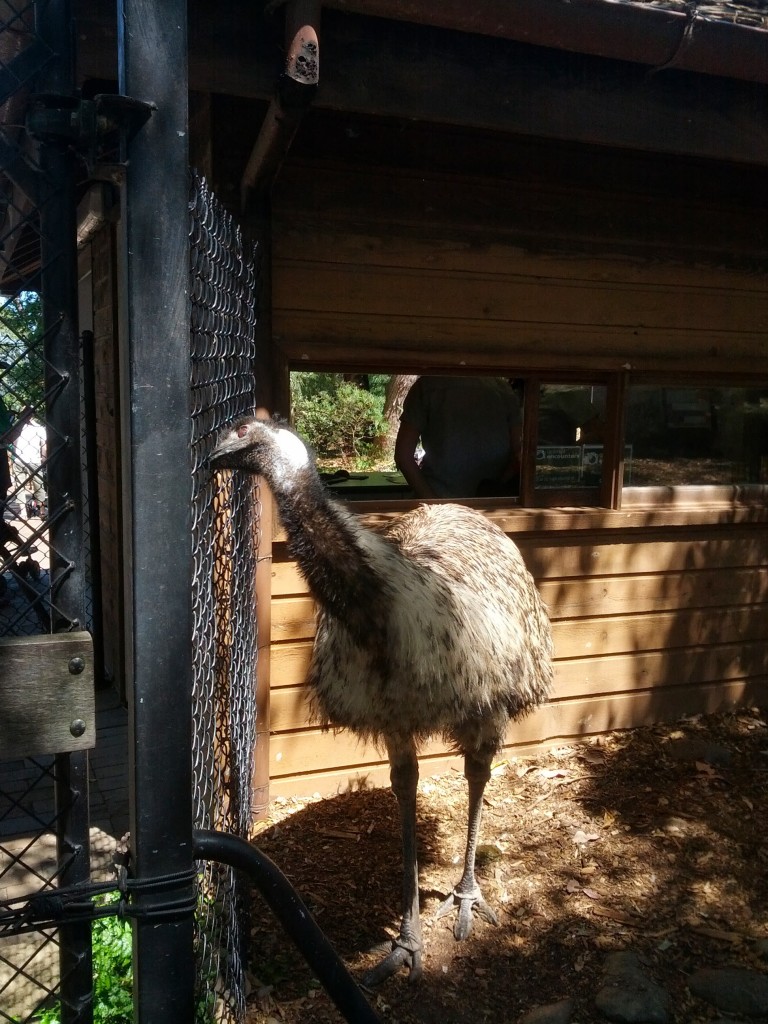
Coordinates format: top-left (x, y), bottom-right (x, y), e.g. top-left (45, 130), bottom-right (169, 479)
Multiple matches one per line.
top-left (89, 225), bottom-right (126, 697)
top-left (271, 162), bottom-right (767, 376)
top-left (266, 511), bottom-right (768, 798)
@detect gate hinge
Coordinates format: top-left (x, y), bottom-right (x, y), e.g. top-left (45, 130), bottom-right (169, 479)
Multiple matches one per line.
top-left (26, 93), bottom-right (156, 167)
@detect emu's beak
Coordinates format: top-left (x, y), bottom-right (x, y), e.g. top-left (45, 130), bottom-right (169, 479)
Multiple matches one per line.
top-left (209, 429), bottom-right (241, 470)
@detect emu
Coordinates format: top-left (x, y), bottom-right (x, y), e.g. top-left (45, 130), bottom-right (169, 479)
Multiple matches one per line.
top-left (211, 415), bottom-right (553, 986)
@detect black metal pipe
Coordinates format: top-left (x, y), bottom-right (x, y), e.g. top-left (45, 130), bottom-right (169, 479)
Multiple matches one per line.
top-left (35, 1), bottom-right (93, 1019)
top-left (55, 750), bottom-right (93, 1024)
top-left (192, 829), bottom-right (382, 1024)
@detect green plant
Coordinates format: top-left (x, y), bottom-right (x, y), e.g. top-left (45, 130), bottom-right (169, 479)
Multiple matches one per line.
top-left (30, 894), bottom-right (131, 1024)
top-left (30, 893), bottom-right (215, 1024)
top-left (0, 292), bottom-right (45, 412)
top-left (292, 377), bottom-right (387, 468)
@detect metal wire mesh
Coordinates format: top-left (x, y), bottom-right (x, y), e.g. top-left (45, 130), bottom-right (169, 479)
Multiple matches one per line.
top-left (189, 172), bottom-right (260, 1022)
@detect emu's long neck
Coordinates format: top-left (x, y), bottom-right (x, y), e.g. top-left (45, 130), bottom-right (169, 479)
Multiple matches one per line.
top-left (268, 467), bottom-right (389, 634)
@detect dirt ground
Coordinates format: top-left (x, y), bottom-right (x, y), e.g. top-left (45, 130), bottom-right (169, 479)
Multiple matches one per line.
top-left (244, 708), bottom-right (768, 1024)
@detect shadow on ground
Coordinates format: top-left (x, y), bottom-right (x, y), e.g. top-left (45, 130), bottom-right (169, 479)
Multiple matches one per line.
top-left (245, 708), bottom-right (768, 1023)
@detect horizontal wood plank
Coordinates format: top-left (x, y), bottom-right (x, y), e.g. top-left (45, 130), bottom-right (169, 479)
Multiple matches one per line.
top-left (0, 633), bottom-right (95, 758)
top-left (269, 641), bottom-right (768, 731)
top-left (274, 262), bottom-right (767, 336)
top-left (269, 603), bottom-right (768, 682)
top-left (271, 595), bottom-right (768, 650)
top-left (268, 678), bottom-right (764, 786)
top-left (273, 218), bottom-right (768, 294)
top-left (272, 531), bottom-right (767, 588)
top-left (271, 567), bottom-right (768, 637)
top-left (274, 323), bottom-right (766, 376)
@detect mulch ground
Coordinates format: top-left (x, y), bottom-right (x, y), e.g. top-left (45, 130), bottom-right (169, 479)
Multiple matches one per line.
top-left (244, 707), bottom-right (768, 1024)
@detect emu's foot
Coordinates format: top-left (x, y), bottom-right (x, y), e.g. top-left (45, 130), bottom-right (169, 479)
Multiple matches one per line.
top-left (436, 887), bottom-right (499, 941)
top-left (361, 937), bottom-right (423, 987)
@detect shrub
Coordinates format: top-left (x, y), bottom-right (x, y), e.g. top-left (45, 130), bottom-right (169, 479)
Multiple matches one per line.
top-left (30, 893), bottom-right (215, 1024)
top-left (293, 379), bottom-right (387, 468)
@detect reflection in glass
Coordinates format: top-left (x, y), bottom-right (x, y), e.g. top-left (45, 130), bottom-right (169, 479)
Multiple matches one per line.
top-left (625, 386), bottom-right (768, 487)
top-left (536, 384), bottom-right (607, 489)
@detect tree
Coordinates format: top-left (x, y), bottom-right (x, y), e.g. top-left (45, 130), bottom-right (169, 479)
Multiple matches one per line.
top-left (0, 291), bottom-right (45, 412)
top-left (381, 374), bottom-right (418, 454)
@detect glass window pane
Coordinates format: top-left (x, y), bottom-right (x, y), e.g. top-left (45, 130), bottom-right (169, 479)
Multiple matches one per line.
top-left (625, 385), bottom-right (768, 487)
top-left (536, 383), bottom-right (607, 489)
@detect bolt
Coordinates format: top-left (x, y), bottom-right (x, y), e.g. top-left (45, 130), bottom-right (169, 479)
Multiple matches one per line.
top-left (70, 719), bottom-right (86, 738)
top-left (68, 656), bottom-right (85, 674)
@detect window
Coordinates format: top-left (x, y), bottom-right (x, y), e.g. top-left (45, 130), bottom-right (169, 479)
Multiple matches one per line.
top-left (288, 369), bottom-right (768, 509)
top-left (535, 383), bottom-right (608, 491)
top-left (624, 385), bottom-right (768, 491)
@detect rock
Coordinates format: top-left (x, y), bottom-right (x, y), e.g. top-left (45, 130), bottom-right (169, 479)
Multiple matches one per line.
top-left (519, 998), bottom-right (573, 1024)
top-left (754, 938), bottom-right (768, 961)
top-left (688, 967), bottom-right (768, 1017)
top-left (595, 951), bottom-right (670, 1023)
top-left (665, 737), bottom-right (732, 766)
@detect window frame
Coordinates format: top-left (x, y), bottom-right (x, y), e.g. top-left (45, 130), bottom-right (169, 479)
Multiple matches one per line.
top-left (287, 364), bottom-right (768, 512)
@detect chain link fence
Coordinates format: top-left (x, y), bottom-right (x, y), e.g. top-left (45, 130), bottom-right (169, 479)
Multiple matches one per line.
top-left (2, 6), bottom-right (263, 1020)
top-left (0, 3), bottom-right (92, 1021)
top-left (190, 173), bottom-right (260, 1022)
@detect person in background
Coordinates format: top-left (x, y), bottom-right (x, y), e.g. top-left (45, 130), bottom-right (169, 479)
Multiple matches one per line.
top-left (11, 414), bottom-right (46, 518)
top-left (0, 398), bottom-right (32, 509)
top-left (394, 375), bottom-right (522, 499)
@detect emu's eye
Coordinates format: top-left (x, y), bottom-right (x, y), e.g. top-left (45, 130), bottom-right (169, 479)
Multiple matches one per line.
top-left (237, 424), bottom-right (248, 438)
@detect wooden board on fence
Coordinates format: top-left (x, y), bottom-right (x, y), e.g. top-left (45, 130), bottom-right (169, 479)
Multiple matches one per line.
top-left (0, 632), bottom-right (95, 759)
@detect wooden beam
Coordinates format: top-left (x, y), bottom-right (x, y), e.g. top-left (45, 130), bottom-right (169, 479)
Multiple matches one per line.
top-left (240, 0), bottom-right (321, 207)
top-left (322, 0), bottom-right (768, 85)
top-left (75, 5), bottom-right (768, 166)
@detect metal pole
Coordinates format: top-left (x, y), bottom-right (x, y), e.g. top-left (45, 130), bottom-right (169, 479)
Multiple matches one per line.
top-left (193, 830), bottom-right (383, 1024)
top-left (35, 2), bottom-right (93, 1022)
top-left (117, 1), bottom-right (195, 1020)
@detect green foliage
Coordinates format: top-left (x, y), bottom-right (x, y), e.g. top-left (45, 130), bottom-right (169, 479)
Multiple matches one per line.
top-left (0, 292), bottom-right (45, 412)
top-left (291, 373), bottom-right (388, 468)
top-left (29, 893), bottom-right (215, 1024)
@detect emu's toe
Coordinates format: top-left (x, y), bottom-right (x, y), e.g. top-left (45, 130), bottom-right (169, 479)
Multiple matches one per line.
top-left (436, 888), bottom-right (499, 941)
top-left (361, 939), bottom-right (422, 987)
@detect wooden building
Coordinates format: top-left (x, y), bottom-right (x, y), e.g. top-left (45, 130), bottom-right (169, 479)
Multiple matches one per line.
top-left (75, 1), bottom-right (768, 802)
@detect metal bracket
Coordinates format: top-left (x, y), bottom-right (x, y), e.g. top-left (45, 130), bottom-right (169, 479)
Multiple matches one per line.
top-left (26, 93), bottom-right (156, 170)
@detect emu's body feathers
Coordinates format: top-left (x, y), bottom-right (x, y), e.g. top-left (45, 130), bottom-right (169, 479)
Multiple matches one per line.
top-left (309, 502), bottom-right (552, 748)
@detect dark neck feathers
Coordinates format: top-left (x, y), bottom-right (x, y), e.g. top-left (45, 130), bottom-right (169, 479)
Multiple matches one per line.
top-left (268, 464), bottom-right (389, 635)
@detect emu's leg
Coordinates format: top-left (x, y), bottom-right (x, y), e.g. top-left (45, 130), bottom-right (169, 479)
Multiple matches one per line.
top-left (436, 746), bottom-right (499, 940)
top-left (362, 738), bottom-right (423, 987)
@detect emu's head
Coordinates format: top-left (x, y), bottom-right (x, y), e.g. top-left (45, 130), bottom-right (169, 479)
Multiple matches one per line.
top-left (210, 416), bottom-right (310, 488)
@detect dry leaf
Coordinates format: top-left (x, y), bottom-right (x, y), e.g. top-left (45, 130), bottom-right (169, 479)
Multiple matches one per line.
top-left (573, 829), bottom-right (600, 845)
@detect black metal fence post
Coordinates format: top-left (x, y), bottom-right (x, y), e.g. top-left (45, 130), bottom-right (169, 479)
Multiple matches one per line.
top-left (117, 1), bottom-right (196, 1020)
top-left (35, 3), bottom-right (93, 1022)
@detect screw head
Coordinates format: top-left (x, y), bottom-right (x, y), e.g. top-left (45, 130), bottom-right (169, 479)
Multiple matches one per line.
top-left (70, 719), bottom-right (86, 738)
top-left (68, 657), bottom-right (85, 675)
